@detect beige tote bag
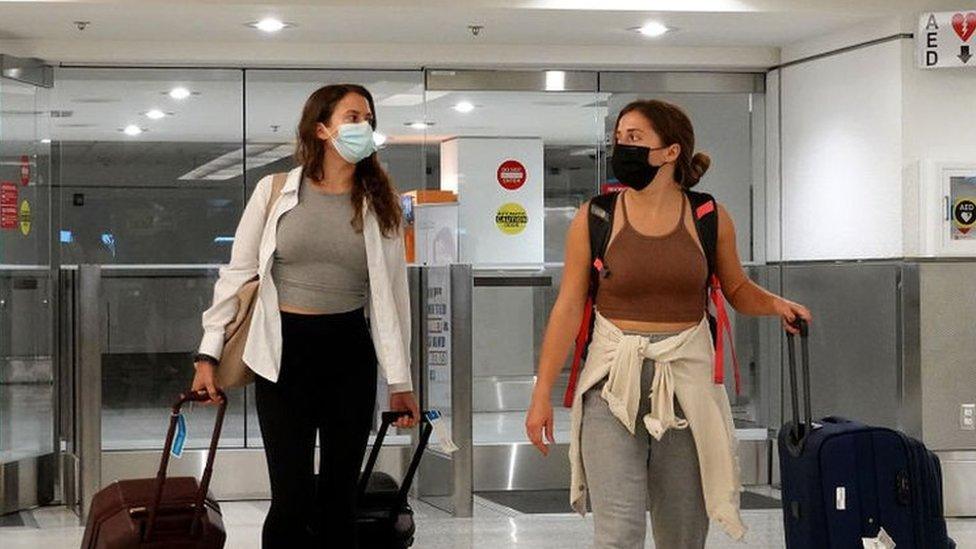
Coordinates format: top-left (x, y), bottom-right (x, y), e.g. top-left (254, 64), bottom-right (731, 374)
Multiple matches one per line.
top-left (214, 173), bottom-right (287, 388)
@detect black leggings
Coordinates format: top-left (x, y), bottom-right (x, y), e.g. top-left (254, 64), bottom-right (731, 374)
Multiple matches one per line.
top-left (256, 308), bottom-right (377, 548)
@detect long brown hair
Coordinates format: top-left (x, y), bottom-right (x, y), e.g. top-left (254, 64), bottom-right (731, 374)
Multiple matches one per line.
top-left (616, 99), bottom-right (711, 188)
top-left (295, 84), bottom-right (402, 236)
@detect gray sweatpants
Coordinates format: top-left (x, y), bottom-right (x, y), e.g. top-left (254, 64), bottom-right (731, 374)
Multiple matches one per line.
top-left (580, 338), bottom-right (709, 549)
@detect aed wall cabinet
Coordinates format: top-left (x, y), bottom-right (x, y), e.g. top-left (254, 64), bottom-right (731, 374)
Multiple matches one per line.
top-left (905, 161), bottom-right (976, 258)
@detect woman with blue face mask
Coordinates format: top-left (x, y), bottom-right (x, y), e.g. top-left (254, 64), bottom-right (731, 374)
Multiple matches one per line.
top-left (192, 84), bottom-right (418, 547)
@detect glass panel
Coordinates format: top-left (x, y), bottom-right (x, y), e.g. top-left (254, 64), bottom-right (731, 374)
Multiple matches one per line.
top-left (423, 88), bottom-right (605, 447)
top-left (0, 77), bottom-right (54, 465)
top-left (243, 69), bottom-right (426, 447)
top-left (52, 68), bottom-right (246, 449)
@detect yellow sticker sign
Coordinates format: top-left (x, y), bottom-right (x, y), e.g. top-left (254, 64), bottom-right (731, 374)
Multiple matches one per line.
top-left (19, 199), bottom-right (31, 236)
top-left (495, 202), bottom-right (528, 235)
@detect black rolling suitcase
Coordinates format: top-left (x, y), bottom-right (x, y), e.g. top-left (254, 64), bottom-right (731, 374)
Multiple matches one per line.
top-left (355, 410), bottom-right (433, 548)
top-left (778, 320), bottom-right (955, 548)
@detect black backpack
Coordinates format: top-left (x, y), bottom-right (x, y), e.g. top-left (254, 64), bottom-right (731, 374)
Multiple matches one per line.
top-left (562, 190), bottom-right (741, 408)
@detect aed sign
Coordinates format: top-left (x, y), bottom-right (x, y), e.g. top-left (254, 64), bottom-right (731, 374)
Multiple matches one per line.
top-left (919, 11), bottom-right (976, 68)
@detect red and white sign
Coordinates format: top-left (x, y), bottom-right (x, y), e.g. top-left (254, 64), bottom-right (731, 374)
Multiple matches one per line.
top-left (20, 155), bottom-right (30, 186)
top-left (1, 205), bottom-right (17, 229)
top-left (497, 159), bottom-right (527, 191)
top-left (2, 182), bottom-right (19, 229)
top-left (1, 182), bottom-right (18, 205)
top-left (601, 182), bottom-right (629, 194)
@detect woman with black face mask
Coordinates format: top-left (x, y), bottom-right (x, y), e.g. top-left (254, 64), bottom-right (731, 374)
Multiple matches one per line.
top-left (525, 99), bottom-right (811, 549)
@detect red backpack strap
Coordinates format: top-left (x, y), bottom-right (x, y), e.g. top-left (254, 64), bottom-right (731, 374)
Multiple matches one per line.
top-left (564, 296), bottom-right (594, 408)
top-left (709, 274), bottom-right (742, 396)
top-left (690, 192), bottom-right (741, 397)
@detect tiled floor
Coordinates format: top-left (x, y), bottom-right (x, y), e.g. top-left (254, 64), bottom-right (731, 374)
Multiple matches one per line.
top-left (2, 496), bottom-right (974, 548)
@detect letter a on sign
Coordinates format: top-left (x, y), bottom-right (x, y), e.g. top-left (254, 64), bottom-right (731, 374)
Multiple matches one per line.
top-left (926, 13), bottom-right (939, 30)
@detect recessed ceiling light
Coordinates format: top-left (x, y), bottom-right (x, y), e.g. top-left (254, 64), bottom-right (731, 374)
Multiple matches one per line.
top-left (40, 138), bottom-right (52, 144)
top-left (122, 125), bottom-right (144, 136)
top-left (145, 109), bottom-right (167, 120)
top-left (247, 18), bottom-right (294, 33)
top-left (373, 132), bottom-right (388, 147)
top-left (453, 101), bottom-right (475, 113)
top-left (168, 87), bottom-right (191, 100)
top-left (635, 22), bottom-right (670, 37)
top-left (406, 121), bottom-right (434, 130)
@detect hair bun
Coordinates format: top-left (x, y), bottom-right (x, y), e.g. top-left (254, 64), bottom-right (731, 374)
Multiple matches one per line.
top-left (687, 152), bottom-right (711, 186)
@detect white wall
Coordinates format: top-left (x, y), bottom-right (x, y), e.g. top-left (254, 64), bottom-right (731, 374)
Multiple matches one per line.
top-left (901, 40), bottom-right (976, 257)
top-left (778, 39), bottom-right (904, 261)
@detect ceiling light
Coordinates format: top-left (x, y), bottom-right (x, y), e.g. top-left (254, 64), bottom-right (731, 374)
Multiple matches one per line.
top-left (453, 101), bottom-right (475, 113)
top-left (406, 121), bottom-right (433, 130)
top-left (168, 87), bottom-right (191, 100)
top-left (545, 71), bottom-right (566, 92)
top-left (40, 138), bottom-right (52, 144)
top-left (122, 125), bottom-right (143, 136)
top-left (373, 132), bottom-right (388, 147)
top-left (636, 21), bottom-right (670, 37)
top-left (248, 18), bottom-right (294, 33)
top-left (145, 109), bottom-right (166, 120)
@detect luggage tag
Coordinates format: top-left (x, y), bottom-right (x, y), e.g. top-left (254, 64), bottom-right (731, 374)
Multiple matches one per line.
top-left (423, 410), bottom-right (458, 454)
top-left (171, 412), bottom-right (187, 458)
top-left (862, 527), bottom-right (896, 549)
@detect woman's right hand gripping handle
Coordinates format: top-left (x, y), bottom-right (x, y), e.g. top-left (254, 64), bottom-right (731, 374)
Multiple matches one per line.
top-left (191, 358), bottom-right (224, 405)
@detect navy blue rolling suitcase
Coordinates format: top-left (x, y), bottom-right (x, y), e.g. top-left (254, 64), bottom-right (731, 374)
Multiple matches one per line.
top-left (778, 320), bottom-right (955, 549)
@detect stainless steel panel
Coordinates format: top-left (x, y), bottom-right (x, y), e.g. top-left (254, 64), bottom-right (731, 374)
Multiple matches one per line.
top-left (77, 265), bottom-right (101, 521)
top-left (426, 69), bottom-right (598, 92)
top-left (898, 263), bottom-right (922, 439)
top-left (450, 264), bottom-right (474, 517)
top-left (472, 376), bottom-right (534, 413)
top-left (0, 54), bottom-right (54, 88)
top-left (468, 439), bottom-right (769, 491)
top-left (938, 450), bottom-right (976, 517)
top-left (101, 446), bottom-right (412, 501)
top-left (599, 72), bottom-right (765, 94)
top-left (0, 453), bottom-right (56, 514)
top-left (919, 262), bottom-right (976, 451)
top-left (473, 443), bottom-right (570, 491)
top-left (782, 263), bottom-right (903, 429)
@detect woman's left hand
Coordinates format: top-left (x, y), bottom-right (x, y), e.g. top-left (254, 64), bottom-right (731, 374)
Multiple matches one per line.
top-left (389, 391), bottom-right (421, 429)
top-left (773, 297), bottom-right (812, 334)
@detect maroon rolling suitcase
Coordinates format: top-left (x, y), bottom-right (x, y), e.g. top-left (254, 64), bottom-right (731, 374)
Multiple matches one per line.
top-left (81, 390), bottom-right (228, 548)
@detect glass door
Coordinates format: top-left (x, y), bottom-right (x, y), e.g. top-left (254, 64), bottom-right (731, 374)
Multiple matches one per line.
top-left (0, 59), bottom-right (55, 515)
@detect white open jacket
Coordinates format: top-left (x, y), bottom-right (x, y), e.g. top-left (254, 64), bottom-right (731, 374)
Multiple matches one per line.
top-left (197, 166), bottom-right (413, 393)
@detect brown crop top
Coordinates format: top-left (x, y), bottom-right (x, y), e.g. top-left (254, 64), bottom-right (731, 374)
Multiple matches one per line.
top-left (595, 193), bottom-right (709, 323)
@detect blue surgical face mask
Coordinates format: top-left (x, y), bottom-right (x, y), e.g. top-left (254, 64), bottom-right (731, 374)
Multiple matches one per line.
top-left (327, 121), bottom-right (377, 164)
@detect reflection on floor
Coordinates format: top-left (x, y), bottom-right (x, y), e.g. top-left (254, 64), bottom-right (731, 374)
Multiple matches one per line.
top-left (477, 488), bottom-right (782, 515)
top-left (2, 498), bottom-right (975, 548)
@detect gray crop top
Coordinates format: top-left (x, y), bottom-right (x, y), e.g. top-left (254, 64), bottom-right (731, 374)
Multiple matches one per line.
top-left (271, 178), bottom-right (368, 313)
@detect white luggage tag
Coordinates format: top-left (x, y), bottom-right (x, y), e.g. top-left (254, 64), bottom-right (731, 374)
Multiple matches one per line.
top-left (862, 527), bottom-right (896, 549)
top-left (424, 410), bottom-right (458, 454)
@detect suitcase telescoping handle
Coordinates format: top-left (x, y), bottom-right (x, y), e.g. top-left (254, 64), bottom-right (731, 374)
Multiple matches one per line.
top-left (144, 389), bottom-right (227, 542)
top-left (785, 319), bottom-right (813, 454)
top-left (358, 410), bottom-right (434, 514)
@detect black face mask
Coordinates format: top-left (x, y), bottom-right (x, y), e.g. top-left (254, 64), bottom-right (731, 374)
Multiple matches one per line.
top-left (611, 144), bottom-right (667, 191)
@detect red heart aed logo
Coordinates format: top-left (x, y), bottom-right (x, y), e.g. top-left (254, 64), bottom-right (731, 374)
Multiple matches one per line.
top-left (952, 12), bottom-right (976, 42)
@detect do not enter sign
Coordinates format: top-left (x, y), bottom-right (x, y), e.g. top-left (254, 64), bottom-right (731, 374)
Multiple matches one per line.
top-left (497, 159), bottom-right (527, 191)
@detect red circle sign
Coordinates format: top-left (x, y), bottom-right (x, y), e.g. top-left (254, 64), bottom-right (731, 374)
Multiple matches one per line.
top-left (497, 160), bottom-right (527, 191)
top-left (20, 155), bottom-right (30, 186)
